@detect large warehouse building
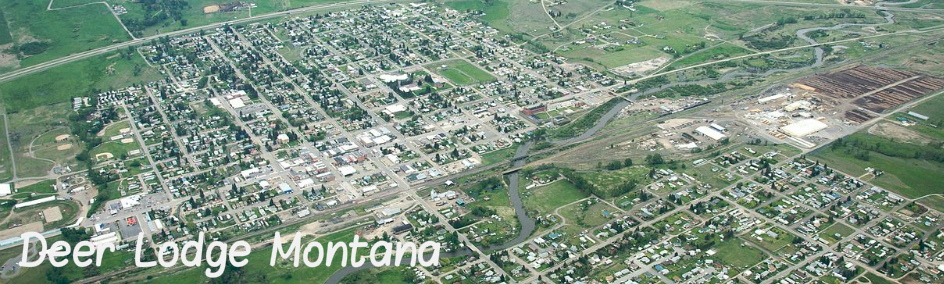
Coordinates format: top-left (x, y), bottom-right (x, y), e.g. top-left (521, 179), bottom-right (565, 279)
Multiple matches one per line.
top-left (781, 119), bottom-right (828, 137)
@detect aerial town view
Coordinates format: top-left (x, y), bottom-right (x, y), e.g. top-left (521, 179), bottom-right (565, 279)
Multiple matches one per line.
top-left (0, 0), bottom-right (942, 283)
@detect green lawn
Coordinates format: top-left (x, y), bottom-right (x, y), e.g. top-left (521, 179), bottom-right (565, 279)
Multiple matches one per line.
top-left (440, 68), bottom-right (474, 85)
top-left (15, 180), bottom-right (56, 194)
top-left (101, 121), bottom-right (131, 138)
top-left (479, 146), bottom-right (516, 166)
top-left (523, 180), bottom-right (589, 214)
top-left (861, 272), bottom-right (896, 284)
top-left (89, 140), bottom-right (141, 162)
top-left (339, 266), bottom-right (416, 283)
top-left (428, 59), bottom-right (496, 86)
top-left (819, 223), bottom-right (855, 244)
top-left (714, 238), bottom-right (767, 270)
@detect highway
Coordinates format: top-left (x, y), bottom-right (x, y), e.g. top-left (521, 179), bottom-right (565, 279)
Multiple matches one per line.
top-left (0, 0), bottom-right (400, 84)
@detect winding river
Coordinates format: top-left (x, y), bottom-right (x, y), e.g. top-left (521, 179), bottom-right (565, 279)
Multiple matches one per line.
top-left (324, 9), bottom-right (899, 283)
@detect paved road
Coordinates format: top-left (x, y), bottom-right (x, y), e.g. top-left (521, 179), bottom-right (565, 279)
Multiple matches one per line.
top-left (0, 0), bottom-right (399, 84)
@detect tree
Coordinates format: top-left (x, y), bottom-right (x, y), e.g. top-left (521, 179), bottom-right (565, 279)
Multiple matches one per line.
top-left (623, 158), bottom-right (633, 167)
top-left (61, 228), bottom-right (91, 245)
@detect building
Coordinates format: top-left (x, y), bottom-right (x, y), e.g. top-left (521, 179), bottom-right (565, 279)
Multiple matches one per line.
top-left (695, 126), bottom-right (726, 141)
top-left (522, 104), bottom-right (547, 116)
top-left (338, 166), bottom-right (357, 177)
top-left (908, 111), bottom-right (929, 120)
top-left (0, 183), bottom-right (11, 197)
top-left (393, 223), bottom-right (413, 234)
top-left (781, 119), bottom-right (828, 137)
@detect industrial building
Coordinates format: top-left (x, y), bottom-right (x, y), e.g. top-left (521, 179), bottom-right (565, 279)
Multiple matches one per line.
top-left (781, 119), bottom-right (828, 137)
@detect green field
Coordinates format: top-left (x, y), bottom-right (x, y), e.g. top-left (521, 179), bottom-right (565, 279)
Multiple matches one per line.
top-left (861, 272), bottom-right (896, 284)
top-left (523, 179), bottom-right (588, 214)
top-left (714, 238), bottom-right (767, 270)
top-left (918, 195), bottom-right (944, 214)
top-left (819, 223), bottom-right (855, 244)
top-left (339, 266), bottom-right (415, 283)
top-left (0, 115), bottom-right (11, 181)
top-left (559, 200), bottom-right (617, 228)
top-left (446, 0), bottom-right (512, 33)
top-left (479, 146), bottom-right (516, 166)
top-left (561, 45), bottom-right (667, 69)
top-left (429, 59), bottom-right (496, 85)
top-left (16, 180), bottom-right (56, 194)
top-left (812, 133), bottom-right (944, 199)
top-left (0, 51), bottom-right (159, 112)
top-left (582, 166), bottom-right (648, 195)
top-left (0, 0), bottom-right (132, 67)
top-left (0, 9), bottom-right (12, 45)
top-left (669, 43), bottom-right (752, 68)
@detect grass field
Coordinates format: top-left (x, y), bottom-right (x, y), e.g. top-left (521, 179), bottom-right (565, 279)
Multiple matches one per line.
top-left (560, 45), bottom-right (667, 69)
top-left (559, 200), bottom-right (617, 229)
top-left (90, 140), bottom-right (141, 162)
top-left (0, 0), bottom-right (131, 67)
top-left (16, 179), bottom-right (56, 194)
top-left (819, 222), bottom-right (855, 244)
top-left (918, 195), bottom-right (944, 214)
top-left (0, 9), bottom-right (12, 45)
top-left (340, 266), bottom-right (415, 283)
top-left (30, 128), bottom-right (83, 166)
top-left (714, 238), bottom-right (767, 271)
top-left (428, 59), bottom-right (496, 86)
top-left (860, 272), bottom-right (896, 284)
top-left (479, 146), bottom-right (515, 166)
top-left (0, 114), bottom-right (11, 181)
top-left (908, 92), bottom-right (944, 121)
top-left (669, 43), bottom-right (752, 68)
top-left (5, 104), bottom-right (73, 177)
top-left (0, 52), bottom-right (159, 112)
top-left (446, 0), bottom-right (512, 34)
top-left (523, 179), bottom-right (588, 214)
top-left (812, 135), bottom-right (944, 199)
top-left (581, 166), bottom-right (648, 195)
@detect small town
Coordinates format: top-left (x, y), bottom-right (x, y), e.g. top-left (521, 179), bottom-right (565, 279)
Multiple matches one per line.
top-left (0, 0), bottom-right (942, 283)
